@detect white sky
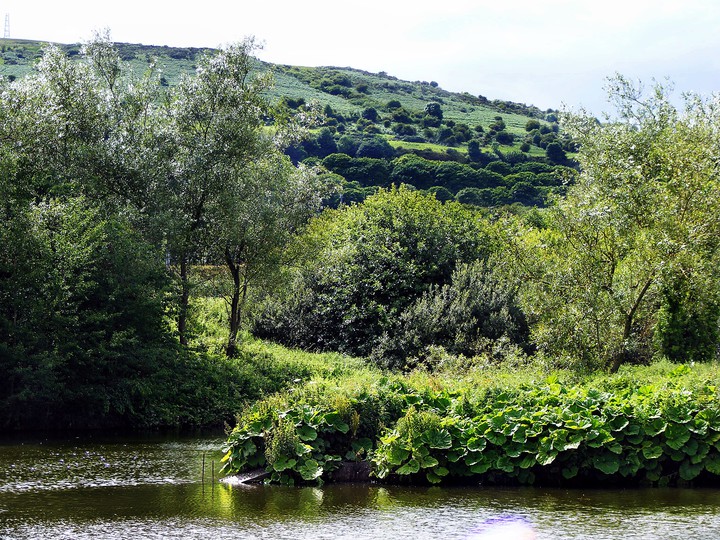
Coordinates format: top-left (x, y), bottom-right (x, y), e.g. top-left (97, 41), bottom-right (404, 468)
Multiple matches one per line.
top-left (4, 0), bottom-right (720, 114)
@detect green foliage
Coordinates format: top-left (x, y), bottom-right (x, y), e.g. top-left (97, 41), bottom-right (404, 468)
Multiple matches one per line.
top-left (523, 76), bottom-right (720, 370)
top-left (221, 371), bottom-right (405, 483)
top-left (0, 36), bottom-right (333, 430)
top-left (0, 199), bottom-right (172, 428)
top-left (254, 187), bottom-right (493, 357)
top-left (371, 259), bottom-right (531, 370)
top-left (655, 280), bottom-right (720, 363)
top-left (545, 141), bottom-right (567, 164)
top-left (356, 135), bottom-right (395, 159)
top-left (322, 153), bottom-right (391, 186)
top-left (223, 357), bottom-right (720, 487)
top-left (373, 362), bottom-right (720, 486)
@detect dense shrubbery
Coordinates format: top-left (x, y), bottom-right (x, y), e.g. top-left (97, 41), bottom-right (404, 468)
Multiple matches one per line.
top-left (373, 364), bottom-right (720, 486)
top-left (254, 188), bottom-right (496, 357)
top-left (298, 134), bottom-right (574, 207)
top-left (371, 259), bottom-right (531, 370)
top-left (222, 360), bottom-right (720, 487)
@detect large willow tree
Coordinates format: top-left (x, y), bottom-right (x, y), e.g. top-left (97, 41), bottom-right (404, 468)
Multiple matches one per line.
top-left (524, 76), bottom-right (720, 370)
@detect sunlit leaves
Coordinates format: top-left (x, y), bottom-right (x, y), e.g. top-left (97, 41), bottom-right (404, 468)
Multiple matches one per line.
top-left (525, 76), bottom-right (720, 369)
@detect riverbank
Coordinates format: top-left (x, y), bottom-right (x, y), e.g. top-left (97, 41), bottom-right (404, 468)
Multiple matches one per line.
top-left (222, 355), bottom-right (720, 487)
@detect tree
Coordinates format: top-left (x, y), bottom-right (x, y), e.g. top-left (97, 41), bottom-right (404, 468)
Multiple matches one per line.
top-left (162, 39), bottom-right (278, 345)
top-left (372, 259), bottom-right (531, 370)
top-left (545, 141), bottom-right (567, 164)
top-left (467, 139), bottom-right (483, 162)
top-left (424, 102), bottom-right (443, 120)
top-left (216, 156), bottom-right (330, 356)
top-left (362, 107), bottom-right (379, 122)
top-left (356, 135), bottom-right (395, 159)
top-left (523, 76), bottom-right (720, 370)
top-left (0, 197), bottom-right (172, 428)
top-left (254, 187), bottom-right (494, 356)
top-left (315, 127), bottom-right (338, 157)
top-left (390, 154), bottom-right (437, 190)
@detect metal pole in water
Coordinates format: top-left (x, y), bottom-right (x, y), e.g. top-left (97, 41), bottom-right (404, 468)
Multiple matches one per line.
top-left (202, 452), bottom-right (206, 484)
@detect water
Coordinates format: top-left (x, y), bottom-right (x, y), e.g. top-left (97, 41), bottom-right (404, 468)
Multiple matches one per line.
top-left (1, 434), bottom-right (719, 539)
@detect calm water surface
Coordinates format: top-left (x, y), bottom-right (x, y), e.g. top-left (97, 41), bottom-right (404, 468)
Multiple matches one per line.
top-left (1, 434), bottom-right (719, 539)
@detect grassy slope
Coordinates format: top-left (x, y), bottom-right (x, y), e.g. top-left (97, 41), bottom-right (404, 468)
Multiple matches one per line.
top-left (0, 39), bottom-right (551, 140)
top-left (270, 64), bottom-right (543, 135)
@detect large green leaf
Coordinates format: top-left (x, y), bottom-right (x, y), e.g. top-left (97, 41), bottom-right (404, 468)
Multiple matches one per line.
top-left (641, 442), bottom-right (663, 460)
top-left (485, 431), bottom-right (506, 446)
top-left (644, 418), bottom-right (667, 437)
top-left (536, 450), bottom-right (557, 466)
top-left (272, 456), bottom-right (297, 472)
top-left (397, 459), bottom-right (420, 475)
top-left (323, 411), bottom-right (350, 433)
top-left (422, 428), bottom-right (452, 449)
top-left (464, 451), bottom-right (484, 467)
top-left (297, 458), bottom-right (323, 481)
top-left (705, 454), bottom-right (720, 475)
top-left (608, 416), bottom-right (629, 432)
top-left (467, 436), bottom-right (487, 452)
top-left (495, 455), bottom-right (514, 473)
top-left (470, 461), bottom-right (491, 474)
top-left (419, 455), bottom-right (439, 469)
top-left (387, 445), bottom-right (410, 466)
top-left (512, 426), bottom-right (528, 444)
top-left (586, 429), bottom-right (614, 448)
top-left (679, 460), bottom-right (704, 481)
top-left (593, 454), bottom-right (620, 475)
top-left (297, 425), bottom-right (318, 442)
top-left (665, 423), bottom-right (691, 451)
top-left (426, 471), bottom-right (442, 484)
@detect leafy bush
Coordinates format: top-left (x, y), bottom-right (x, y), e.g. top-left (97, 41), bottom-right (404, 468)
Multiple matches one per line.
top-left (254, 187), bottom-right (493, 357)
top-left (374, 365), bottom-right (720, 486)
top-left (370, 259), bottom-right (531, 370)
top-left (221, 373), bottom-right (407, 484)
top-left (223, 360), bottom-right (720, 487)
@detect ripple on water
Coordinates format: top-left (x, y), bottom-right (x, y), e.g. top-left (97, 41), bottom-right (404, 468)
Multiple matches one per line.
top-left (0, 438), bottom-right (225, 494)
top-left (2, 438), bottom-right (720, 540)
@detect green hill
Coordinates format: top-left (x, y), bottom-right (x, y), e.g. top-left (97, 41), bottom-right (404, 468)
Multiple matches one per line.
top-left (0, 39), bottom-right (577, 208)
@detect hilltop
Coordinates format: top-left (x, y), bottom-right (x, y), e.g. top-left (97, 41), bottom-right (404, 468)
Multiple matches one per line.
top-left (0, 39), bottom-right (577, 208)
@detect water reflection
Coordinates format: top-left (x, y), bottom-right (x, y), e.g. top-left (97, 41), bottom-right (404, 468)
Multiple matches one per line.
top-left (1, 435), bottom-right (720, 539)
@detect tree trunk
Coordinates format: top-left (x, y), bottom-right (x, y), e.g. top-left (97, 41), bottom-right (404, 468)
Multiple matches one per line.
top-left (608, 276), bottom-right (654, 373)
top-left (178, 255), bottom-right (189, 346)
top-left (225, 247), bottom-right (247, 357)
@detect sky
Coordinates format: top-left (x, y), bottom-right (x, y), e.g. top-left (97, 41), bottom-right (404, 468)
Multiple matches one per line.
top-left (4, 0), bottom-right (720, 115)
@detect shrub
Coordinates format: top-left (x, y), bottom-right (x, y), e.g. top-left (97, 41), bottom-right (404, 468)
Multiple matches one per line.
top-left (371, 259), bottom-right (531, 370)
top-left (254, 188), bottom-right (493, 357)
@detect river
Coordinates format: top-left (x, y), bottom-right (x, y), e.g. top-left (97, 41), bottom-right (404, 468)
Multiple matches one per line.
top-left (1, 433), bottom-right (719, 539)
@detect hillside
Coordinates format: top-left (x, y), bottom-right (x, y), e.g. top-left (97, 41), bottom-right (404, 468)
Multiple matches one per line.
top-left (0, 39), bottom-right (577, 208)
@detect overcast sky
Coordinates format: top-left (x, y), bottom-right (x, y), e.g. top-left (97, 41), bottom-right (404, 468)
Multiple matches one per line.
top-left (4, 0), bottom-right (720, 114)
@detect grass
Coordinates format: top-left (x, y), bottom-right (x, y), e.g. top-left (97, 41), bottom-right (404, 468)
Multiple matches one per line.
top-left (388, 139), bottom-right (465, 154)
top-left (1, 39), bottom-right (558, 161)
